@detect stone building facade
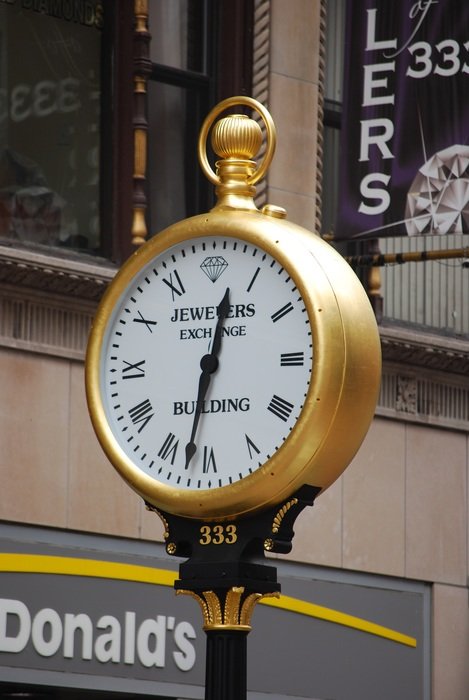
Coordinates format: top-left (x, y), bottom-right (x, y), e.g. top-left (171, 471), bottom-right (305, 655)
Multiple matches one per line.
top-left (0, 2), bottom-right (468, 698)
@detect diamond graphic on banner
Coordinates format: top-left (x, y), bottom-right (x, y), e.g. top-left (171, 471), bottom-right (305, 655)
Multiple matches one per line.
top-left (405, 145), bottom-right (469, 236)
top-left (200, 256), bottom-right (228, 282)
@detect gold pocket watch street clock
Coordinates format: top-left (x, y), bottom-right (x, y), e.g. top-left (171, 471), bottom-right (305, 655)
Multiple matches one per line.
top-left (86, 97), bottom-right (381, 522)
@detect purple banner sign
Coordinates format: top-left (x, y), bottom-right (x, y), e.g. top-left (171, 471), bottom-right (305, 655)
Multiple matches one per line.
top-left (335, 0), bottom-right (469, 240)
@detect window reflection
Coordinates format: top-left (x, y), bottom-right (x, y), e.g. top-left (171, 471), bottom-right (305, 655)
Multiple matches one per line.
top-left (146, 0), bottom-right (211, 235)
top-left (148, 0), bottom-right (205, 73)
top-left (0, 2), bottom-right (103, 252)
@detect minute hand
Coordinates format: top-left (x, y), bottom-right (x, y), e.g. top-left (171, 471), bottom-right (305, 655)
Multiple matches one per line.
top-left (184, 287), bottom-right (230, 468)
top-left (211, 286), bottom-right (231, 359)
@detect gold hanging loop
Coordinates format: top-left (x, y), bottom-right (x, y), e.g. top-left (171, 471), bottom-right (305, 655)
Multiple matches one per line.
top-left (197, 96), bottom-right (276, 186)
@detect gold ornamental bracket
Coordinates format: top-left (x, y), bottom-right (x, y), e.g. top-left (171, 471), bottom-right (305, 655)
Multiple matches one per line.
top-left (176, 587), bottom-right (279, 632)
top-left (198, 96), bottom-right (277, 212)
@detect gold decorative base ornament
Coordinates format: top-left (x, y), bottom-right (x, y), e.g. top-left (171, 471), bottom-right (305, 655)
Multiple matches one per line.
top-left (176, 586), bottom-right (279, 632)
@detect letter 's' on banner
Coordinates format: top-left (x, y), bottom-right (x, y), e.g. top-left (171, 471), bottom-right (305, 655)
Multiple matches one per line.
top-left (335, 0), bottom-right (469, 240)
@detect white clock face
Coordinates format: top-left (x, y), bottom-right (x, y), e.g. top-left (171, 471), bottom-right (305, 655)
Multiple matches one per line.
top-left (99, 235), bottom-right (313, 491)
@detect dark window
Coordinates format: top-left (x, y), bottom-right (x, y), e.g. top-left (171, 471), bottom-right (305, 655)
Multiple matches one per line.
top-left (0, 0), bottom-right (106, 254)
top-left (0, 1), bottom-right (253, 264)
top-left (146, 0), bottom-right (253, 237)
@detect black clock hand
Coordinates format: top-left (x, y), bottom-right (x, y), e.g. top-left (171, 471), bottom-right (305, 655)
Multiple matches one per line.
top-left (210, 285), bottom-right (230, 359)
top-left (185, 287), bottom-right (230, 468)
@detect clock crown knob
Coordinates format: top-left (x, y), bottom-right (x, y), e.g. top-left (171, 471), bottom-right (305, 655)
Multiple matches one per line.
top-left (198, 96), bottom-right (277, 212)
top-left (211, 114), bottom-right (262, 161)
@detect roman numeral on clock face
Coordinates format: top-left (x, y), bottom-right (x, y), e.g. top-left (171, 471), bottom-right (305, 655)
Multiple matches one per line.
top-left (267, 394), bottom-right (294, 422)
top-left (157, 432), bottom-right (179, 465)
top-left (203, 446), bottom-right (217, 473)
top-left (128, 399), bottom-right (154, 433)
top-left (280, 352), bottom-right (305, 366)
top-left (162, 269), bottom-right (186, 299)
top-left (245, 434), bottom-right (261, 460)
top-left (271, 301), bottom-right (294, 323)
top-left (133, 310), bottom-right (157, 333)
top-left (122, 359), bottom-right (145, 379)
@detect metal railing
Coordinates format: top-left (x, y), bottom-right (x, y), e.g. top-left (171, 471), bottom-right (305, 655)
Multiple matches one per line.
top-left (379, 234), bottom-right (469, 337)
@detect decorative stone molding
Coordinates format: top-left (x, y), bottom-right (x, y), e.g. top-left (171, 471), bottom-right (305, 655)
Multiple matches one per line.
top-left (0, 285), bottom-right (95, 360)
top-left (378, 325), bottom-right (469, 430)
top-left (0, 246), bottom-right (115, 359)
top-left (378, 362), bottom-right (469, 431)
top-left (380, 323), bottom-right (469, 376)
top-left (315, 0), bottom-right (327, 235)
top-left (252, 0), bottom-right (271, 210)
top-left (395, 375), bottom-right (418, 415)
top-left (0, 245), bottom-right (115, 302)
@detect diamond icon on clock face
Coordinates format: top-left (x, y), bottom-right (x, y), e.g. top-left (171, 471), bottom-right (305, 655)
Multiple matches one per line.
top-left (200, 255), bottom-right (228, 282)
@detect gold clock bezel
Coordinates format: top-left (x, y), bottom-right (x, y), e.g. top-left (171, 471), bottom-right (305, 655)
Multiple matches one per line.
top-left (85, 209), bottom-right (381, 520)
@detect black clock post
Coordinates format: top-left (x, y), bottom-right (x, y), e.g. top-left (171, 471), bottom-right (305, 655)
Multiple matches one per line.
top-left (148, 485), bottom-right (320, 700)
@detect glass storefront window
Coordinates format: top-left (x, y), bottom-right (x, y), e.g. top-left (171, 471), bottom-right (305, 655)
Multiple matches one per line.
top-left (148, 0), bottom-right (206, 73)
top-left (147, 82), bottom-right (190, 235)
top-left (147, 79), bottom-right (210, 236)
top-left (0, 1), bottom-right (103, 252)
top-left (146, 0), bottom-right (212, 236)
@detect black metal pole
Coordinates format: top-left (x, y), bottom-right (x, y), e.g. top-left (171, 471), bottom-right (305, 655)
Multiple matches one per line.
top-left (205, 629), bottom-right (249, 700)
top-left (156, 486), bottom-right (320, 700)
